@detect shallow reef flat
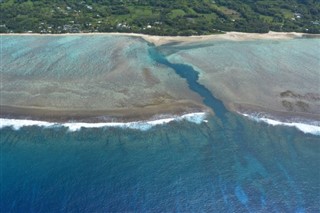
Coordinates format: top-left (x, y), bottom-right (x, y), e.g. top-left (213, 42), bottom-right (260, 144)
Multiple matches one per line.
top-left (166, 37), bottom-right (320, 122)
top-left (1, 34), bottom-right (319, 123)
top-left (1, 35), bottom-right (206, 122)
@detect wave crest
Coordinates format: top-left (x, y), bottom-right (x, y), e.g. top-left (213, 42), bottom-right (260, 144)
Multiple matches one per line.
top-left (241, 113), bottom-right (320, 136)
top-left (0, 112), bottom-right (207, 132)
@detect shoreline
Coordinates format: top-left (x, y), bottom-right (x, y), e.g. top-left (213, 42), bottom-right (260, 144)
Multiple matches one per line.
top-left (2, 31), bottom-right (319, 46)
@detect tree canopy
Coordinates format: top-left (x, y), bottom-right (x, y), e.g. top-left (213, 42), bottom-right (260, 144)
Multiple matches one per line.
top-left (1, 0), bottom-right (319, 34)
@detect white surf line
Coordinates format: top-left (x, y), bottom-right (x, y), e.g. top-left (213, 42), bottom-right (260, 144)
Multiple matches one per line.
top-left (0, 112), bottom-right (207, 132)
top-left (241, 113), bottom-right (320, 136)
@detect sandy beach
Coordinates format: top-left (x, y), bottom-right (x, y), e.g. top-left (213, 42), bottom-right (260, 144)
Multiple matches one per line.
top-left (139, 31), bottom-right (316, 46)
top-left (2, 31), bottom-right (318, 46)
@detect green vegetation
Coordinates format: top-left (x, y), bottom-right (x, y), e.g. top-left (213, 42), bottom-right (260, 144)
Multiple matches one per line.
top-left (1, 0), bottom-right (319, 35)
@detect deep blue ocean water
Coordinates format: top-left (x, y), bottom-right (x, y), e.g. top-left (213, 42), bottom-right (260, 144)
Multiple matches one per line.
top-left (1, 115), bottom-right (319, 212)
top-left (1, 36), bottom-right (320, 212)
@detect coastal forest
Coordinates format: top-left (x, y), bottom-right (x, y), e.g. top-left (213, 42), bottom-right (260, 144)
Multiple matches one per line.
top-left (1, 0), bottom-right (319, 35)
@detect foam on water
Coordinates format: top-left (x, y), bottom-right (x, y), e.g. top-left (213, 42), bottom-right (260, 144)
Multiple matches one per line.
top-left (0, 112), bottom-right (207, 132)
top-left (241, 113), bottom-right (320, 135)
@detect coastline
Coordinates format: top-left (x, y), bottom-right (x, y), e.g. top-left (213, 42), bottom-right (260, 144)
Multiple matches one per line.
top-left (2, 31), bottom-right (319, 46)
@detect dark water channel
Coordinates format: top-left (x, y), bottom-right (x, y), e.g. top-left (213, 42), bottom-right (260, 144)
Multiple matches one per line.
top-left (148, 45), bottom-right (227, 120)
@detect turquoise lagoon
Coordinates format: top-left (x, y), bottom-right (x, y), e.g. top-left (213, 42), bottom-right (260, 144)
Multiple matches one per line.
top-left (1, 35), bottom-right (320, 212)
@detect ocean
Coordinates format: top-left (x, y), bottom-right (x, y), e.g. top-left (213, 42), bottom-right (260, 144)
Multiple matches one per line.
top-left (1, 114), bottom-right (319, 212)
top-left (1, 35), bottom-right (320, 212)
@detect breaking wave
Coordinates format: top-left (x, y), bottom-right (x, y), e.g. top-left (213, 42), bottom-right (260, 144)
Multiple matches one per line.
top-left (0, 112), bottom-right (207, 132)
top-left (241, 113), bottom-right (320, 136)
